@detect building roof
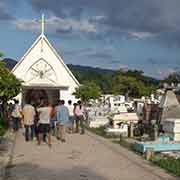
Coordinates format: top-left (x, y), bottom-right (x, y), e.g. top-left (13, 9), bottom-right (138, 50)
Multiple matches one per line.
top-left (159, 90), bottom-right (180, 120)
top-left (159, 90), bottom-right (179, 108)
top-left (11, 33), bottom-right (80, 89)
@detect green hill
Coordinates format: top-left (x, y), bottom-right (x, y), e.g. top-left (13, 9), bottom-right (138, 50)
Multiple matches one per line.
top-left (2, 58), bottom-right (159, 94)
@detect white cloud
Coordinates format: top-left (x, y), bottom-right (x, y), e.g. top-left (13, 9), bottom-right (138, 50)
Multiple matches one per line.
top-left (14, 19), bottom-right (40, 32)
top-left (14, 16), bottom-right (97, 34)
top-left (128, 31), bottom-right (156, 40)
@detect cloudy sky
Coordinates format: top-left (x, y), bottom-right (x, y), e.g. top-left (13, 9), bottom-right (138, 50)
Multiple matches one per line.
top-left (1, 0), bottom-right (180, 79)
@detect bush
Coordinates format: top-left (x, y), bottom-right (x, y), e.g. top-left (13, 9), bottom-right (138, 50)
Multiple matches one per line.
top-left (0, 117), bottom-right (8, 136)
top-left (153, 155), bottom-right (180, 177)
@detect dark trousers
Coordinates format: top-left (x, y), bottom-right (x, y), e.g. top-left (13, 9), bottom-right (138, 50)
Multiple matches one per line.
top-left (12, 117), bottom-right (20, 131)
top-left (34, 125), bottom-right (39, 139)
top-left (24, 125), bottom-right (34, 141)
top-left (75, 116), bottom-right (85, 134)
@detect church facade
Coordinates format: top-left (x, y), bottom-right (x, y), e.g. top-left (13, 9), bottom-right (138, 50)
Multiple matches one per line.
top-left (12, 30), bottom-right (79, 106)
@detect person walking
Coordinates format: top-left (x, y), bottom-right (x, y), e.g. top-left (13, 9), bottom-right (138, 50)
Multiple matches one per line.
top-left (37, 100), bottom-right (52, 147)
top-left (67, 100), bottom-right (74, 133)
top-left (22, 102), bottom-right (35, 141)
top-left (74, 100), bottom-right (85, 134)
top-left (73, 103), bottom-right (77, 132)
top-left (11, 100), bottom-right (22, 132)
top-left (56, 100), bottom-right (69, 142)
top-left (49, 103), bottom-right (57, 136)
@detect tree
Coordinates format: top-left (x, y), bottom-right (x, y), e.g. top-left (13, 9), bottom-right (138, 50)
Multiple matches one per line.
top-left (112, 76), bottom-right (140, 98)
top-left (163, 72), bottom-right (180, 84)
top-left (112, 74), bottom-right (156, 98)
top-left (0, 54), bottom-right (22, 120)
top-left (73, 81), bottom-right (101, 103)
top-left (0, 52), bottom-right (4, 58)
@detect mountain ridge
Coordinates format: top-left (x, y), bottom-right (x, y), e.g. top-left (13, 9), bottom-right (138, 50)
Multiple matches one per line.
top-left (1, 58), bottom-right (159, 94)
top-left (1, 58), bottom-right (115, 74)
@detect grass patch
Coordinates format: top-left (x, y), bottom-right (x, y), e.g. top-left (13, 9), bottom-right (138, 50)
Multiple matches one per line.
top-left (88, 126), bottom-right (136, 150)
top-left (152, 155), bottom-right (180, 177)
top-left (87, 126), bottom-right (120, 139)
top-left (112, 139), bottom-right (135, 151)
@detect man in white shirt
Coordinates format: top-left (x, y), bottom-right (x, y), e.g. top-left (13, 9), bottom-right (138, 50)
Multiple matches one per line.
top-left (37, 100), bottom-right (52, 147)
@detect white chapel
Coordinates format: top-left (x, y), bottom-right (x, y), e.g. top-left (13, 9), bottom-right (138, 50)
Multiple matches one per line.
top-left (12, 15), bottom-right (79, 106)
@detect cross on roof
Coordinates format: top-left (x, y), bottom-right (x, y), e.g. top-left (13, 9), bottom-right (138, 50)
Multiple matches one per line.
top-left (39, 14), bottom-right (45, 52)
top-left (39, 14), bottom-right (45, 35)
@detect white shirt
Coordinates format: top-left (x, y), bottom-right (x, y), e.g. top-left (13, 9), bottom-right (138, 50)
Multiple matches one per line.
top-left (11, 104), bottom-right (22, 118)
top-left (37, 107), bottom-right (51, 124)
top-left (67, 104), bottom-right (74, 116)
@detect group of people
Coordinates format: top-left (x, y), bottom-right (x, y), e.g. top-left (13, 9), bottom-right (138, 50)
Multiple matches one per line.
top-left (10, 99), bottom-right (86, 147)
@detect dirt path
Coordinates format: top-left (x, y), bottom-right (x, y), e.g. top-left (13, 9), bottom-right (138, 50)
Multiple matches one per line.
top-left (4, 131), bottom-right (178, 180)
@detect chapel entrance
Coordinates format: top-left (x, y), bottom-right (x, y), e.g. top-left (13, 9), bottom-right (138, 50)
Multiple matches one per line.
top-left (22, 88), bottom-right (60, 107)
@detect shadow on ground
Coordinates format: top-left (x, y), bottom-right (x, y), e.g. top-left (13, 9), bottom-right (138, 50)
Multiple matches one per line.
top-left (5, 163), bottom-right (108, 180)
top-left (0, 137), bottom-right (9, 155)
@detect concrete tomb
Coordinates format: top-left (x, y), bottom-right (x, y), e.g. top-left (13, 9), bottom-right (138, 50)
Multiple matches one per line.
top-left (162, 118), bottom-right (180, 141)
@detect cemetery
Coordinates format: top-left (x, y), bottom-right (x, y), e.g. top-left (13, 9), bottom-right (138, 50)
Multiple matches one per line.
top-left (87, 89), bottom-right (180, 177)
top-left (1, 4), bottom-right (180, 178)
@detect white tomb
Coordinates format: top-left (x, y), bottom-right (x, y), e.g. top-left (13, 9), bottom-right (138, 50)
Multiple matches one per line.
top-left (89, 116), bottom-right (109, 128)
top-left (12, 15), bottom-right (79, 106)
top-left (109, 113), bottom-right (139, 129)
top-left (105, 124), bottom-right (128, 136)
top-left (162, 119), bottom-right (180, 141)
top-left (105, 112), bottom-right (139, 136)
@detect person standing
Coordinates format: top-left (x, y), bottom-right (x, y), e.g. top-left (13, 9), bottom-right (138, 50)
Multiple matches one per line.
top-left (37, 100), bottom-right (52, 147)
top-left (11, 100), bottom-right (22, 132)
top-left (67, 100), bottom-right (74, 133)
top-left (22, 103), bottom-right (35, 141)
top-left (74, 101), bottom-right (85, 134)
top-left (34, 107), bottom-right (39, 140)
top-left (56, 100), bottom-right (69, 142)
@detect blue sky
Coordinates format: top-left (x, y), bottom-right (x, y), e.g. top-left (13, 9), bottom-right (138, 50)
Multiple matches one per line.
top-left (0, 0), bottom-right (180, 79)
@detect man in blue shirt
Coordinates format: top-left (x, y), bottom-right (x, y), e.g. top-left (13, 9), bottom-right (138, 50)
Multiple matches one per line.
top-left (56, 100), bottom-right (69, 142)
